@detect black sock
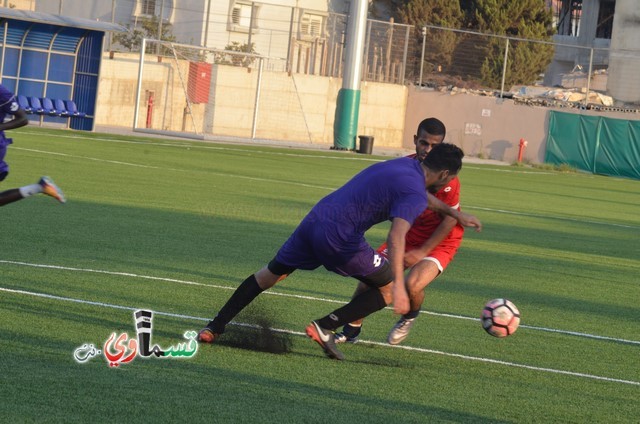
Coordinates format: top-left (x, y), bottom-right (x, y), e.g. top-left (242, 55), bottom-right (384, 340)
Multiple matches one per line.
top-left (316, 288), bottom-right (386, 331)
top-left (207, 274), bottom-right (263, 333)
top-left (341, 323), bottom-right (362, 339)
top-left (404, 309), bottom-right (420, 320)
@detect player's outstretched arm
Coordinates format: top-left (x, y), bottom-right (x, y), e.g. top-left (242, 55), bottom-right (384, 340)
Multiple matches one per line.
top-left (427, 192), bottom-right (482, 232)
top-left (0, 106), bottom-right (28, 132)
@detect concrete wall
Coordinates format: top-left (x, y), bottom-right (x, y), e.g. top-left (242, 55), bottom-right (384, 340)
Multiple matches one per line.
top-left (96, 52), bottom-right (406, 149)
top-left (98, 53), bottom-right (639, 164)
top-left (404, 88), bottom-right (548, 163)
top-left (403, 86), bottom-right (640, 164)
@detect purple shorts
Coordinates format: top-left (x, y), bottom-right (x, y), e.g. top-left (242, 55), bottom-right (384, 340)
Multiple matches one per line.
top-left (275, 213), bottom-right (387, 278)
top-left (0, 137), bottom-right (12, 181)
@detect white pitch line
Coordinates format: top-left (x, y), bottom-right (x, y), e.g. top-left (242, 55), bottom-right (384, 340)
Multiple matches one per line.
top-left (0, 285), bottom-right (638, 387)
top-left (20, 130), bottom-right (565, 170)
top-left (466, 206), bottom-right (640, 230)
top-left (19, 131), bottom-right (385, 162)
top-left (2, 259), bottom-right (639, 346)
top-left (12, 146), bottom-right (640, 230)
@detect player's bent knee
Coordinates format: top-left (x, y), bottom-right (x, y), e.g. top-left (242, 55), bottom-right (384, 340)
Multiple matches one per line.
top-left (406, 262), bottom-right (440, 292)
top-left (256, 259), bottom-right (296, 289)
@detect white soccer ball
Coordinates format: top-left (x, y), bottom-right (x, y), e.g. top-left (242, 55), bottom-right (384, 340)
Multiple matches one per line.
top-left (481, 298), bottom-right (520, 338)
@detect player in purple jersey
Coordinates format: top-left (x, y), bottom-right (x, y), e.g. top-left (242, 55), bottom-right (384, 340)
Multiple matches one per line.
top-left (197, 143), bottom-right (481, 360)
top-left (0, 84), bottom-right (65, 206)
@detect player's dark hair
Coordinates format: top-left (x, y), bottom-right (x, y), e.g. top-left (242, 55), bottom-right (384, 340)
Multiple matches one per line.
top-left (417, 117), bottom-right (446, 138)
top-left (422, 143), bottom-right (464, 175)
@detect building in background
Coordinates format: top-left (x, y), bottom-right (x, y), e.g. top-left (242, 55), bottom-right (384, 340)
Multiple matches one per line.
top-left (22, 0), bottom-right (348, 60)
top-left (544, 0), bottom-right (640, 105)
top-left (544, 0), bottom-right (615, 87)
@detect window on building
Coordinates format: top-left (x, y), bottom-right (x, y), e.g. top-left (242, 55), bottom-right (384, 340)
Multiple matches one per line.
top-left (228, 2), bottom-right (259, 32)
top-left (141, 0), bottom-right (156, 16)
top-left (553, 0), bottom-right (582, 37)
top-left (595, 0), bottom-right (615, 39)
top-left (232, 3), bottom-right (252, 27)
top-left (300, 13), bottom-right (325, 38)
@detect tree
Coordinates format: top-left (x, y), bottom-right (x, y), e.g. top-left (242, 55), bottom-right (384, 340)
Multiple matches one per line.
top-left (214, 42), bottom-right (257, 67)
top-left (398, 0), bottom-right (465, 74)
top-left (114, 15), bottom-right (177, 53)
top-left (377, 0), bottom-right (555, 88)
top-left (469, 0), bottom-right (555, 87)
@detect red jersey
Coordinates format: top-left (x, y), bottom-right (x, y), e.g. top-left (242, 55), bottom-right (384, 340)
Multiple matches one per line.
top-left (405, 154), bottom-right (464, 249)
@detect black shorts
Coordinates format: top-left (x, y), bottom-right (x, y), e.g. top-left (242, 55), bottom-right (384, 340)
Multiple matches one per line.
top-left (267, 256), bottom-right (391, 288)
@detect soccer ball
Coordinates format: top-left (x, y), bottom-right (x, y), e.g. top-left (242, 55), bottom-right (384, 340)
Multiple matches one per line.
top-left (481, 298), bottom-right (520, 338)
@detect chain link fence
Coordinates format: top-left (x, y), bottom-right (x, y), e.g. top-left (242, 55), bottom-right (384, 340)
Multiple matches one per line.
top-left (411, 25), bottom-right (640, 111)
top-left (23, 0), bottom-right (640, 109)
top-left (62, 0), bottom-right (636, 112)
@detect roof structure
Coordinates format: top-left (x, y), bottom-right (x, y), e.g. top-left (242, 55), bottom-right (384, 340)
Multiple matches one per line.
top-left (0, 7), bottom-right (126, 32)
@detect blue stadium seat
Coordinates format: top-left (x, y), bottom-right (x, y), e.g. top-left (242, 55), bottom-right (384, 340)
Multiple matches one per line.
top-left (54, 99), bottom-right (71, 117)
top-left (65, 100), bottom-right (86, 118)
top-left (17, 95), bottom-right (33, 113)
top-left (40, 97), bottom-right (60, 116)
top-left (28, 96), bottom-right (45, 114)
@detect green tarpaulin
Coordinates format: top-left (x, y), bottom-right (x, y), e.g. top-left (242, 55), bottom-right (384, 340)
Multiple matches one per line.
top-left (546, 111), bottom-right (640, 179)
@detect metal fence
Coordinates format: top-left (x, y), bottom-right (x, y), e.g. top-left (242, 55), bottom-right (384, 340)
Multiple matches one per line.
top-left (56, 0), bottom-right (639, 109)
top-left (412, 25), bottom-right (640, 111)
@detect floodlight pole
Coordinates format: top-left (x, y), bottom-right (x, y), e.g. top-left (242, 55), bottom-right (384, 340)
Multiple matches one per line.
top-left (333, 0), bottom-right (368, 150)
top-left (133, 38), bottom-right (147, 130)
top-left (419, 26), bottom-right (426, 87)
top-left (157, 0), bottom-right (165, 55)
top-left (500, 38), bottom-right (509, 98)
top-left (204, 0), bottom-right (212, 47)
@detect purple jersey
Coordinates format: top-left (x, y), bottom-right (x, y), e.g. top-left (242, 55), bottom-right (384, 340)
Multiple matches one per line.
top-left (0, 84), bottom-right (19, 178)
top-left (310, 157), bottom-right (427, 238)
top-left (275, 157), bottom-right (428, 277)
top-left (0, 84), bottom-right (19, 136)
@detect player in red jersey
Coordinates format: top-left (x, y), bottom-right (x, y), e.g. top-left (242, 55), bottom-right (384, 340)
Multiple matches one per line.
top-left (335, 117), bottom-right (464, 345)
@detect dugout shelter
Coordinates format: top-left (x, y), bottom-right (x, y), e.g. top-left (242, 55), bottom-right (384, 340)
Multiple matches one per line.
top-left (0, 8), bottom-right (124, 131)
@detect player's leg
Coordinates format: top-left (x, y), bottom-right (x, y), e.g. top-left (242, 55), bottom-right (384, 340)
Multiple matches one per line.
top-left (387, 242), bottom-right (459, 345)
top-left (198, 217), bottom-right (319, 343)
top-left (198, 260), bottom-right (294, 343)
top-left (306, 249), bottom-right (392, 360)
top-left (387, 259), bottom-right (440, 345)
top-left (0, 177), bottom-right (66, 207)
top-left (0, 188), bottom-right (23, 206)
top-left (334, 281), bottom-right (368, 343)
top-left (335, 243), bottom-right (393, 343)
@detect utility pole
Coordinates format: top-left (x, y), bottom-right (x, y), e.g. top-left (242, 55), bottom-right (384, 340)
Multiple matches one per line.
top-left (156, 0), bottom-right (165, 55)
top-left (333, 0), bottom-right (368, 150)
top-left (109, 0), bottom-right (116, 51)
top-left (58, 0), bottom-right (63, 14)
top-left (204, 0), bottom-right (212, 47)
top-left (419, 26), bottom-right (426, 86)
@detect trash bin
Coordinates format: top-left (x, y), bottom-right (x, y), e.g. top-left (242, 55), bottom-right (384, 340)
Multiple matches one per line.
top-left (358, 135), bottom-right (374, 154)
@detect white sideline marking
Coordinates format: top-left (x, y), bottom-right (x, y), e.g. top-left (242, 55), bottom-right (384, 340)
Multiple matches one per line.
top-left (466, 206), bottom-right (640, 230)
top-left (12, 146), bottom-right (640, 230)
top-left (20, 131), bottom-right (384, 162)
top-left (0, 285), bottom-right (638, 387)
top-left (2, 260), bottom-right (639, 346)
top-left (21, 130), bottom-right (559, 169)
